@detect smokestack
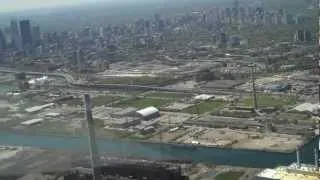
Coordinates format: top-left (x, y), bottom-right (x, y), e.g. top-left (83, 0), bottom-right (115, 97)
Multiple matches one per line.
top-left (315, 148), bottom-right (319, 170)
top-left (249, 64), bottom-right (258, 109)
top-left (296, 146), bottom-right (301, 168)
top-left (318, 84), bottom-right (320, 104)
top-left (84, 94), bottom-right (101, 180)
top-left (318, 0), bottom-right (320, 46)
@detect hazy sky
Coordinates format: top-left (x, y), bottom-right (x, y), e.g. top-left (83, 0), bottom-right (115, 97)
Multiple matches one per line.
top-left (0, 0), bottom-right (106, 12)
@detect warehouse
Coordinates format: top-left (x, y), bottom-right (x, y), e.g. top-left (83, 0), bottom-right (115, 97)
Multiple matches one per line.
top-left (110, 107), bottom-right (138, 118)
top-left (136, 106), bottom-right (160, 121)
top-left (105, 117), bottom-right (141, 129)
top-left (21, 118), bottom-right (44, 126)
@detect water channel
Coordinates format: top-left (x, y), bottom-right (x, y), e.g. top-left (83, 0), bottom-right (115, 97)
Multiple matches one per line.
top-left (0, 83), bottom-right (317, 168)
top-left (0, 131), bottom-right (318, 168)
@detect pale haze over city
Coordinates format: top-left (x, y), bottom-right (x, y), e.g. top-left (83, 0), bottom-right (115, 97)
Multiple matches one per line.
top-left (0, 0), bottom-right (172, 12)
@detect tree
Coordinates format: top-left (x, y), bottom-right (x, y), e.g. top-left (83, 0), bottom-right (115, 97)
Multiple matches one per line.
top-left (15, 72), bottom-right (28, 91)
top-left (196, 69), bottom-right (217, 82)
top-left (15, 72), bottom-right (26, 81)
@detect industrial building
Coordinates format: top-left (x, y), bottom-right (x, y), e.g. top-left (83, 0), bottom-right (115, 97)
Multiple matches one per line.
top-left (136, 106), bottom-right (160, 121)
top-left (20, 118), bottom-right (44, 126)
top-left (105, 117), bottom-right (141, 129)
top-left (25, 103), bottom-right (55, 113)
top-left (255, 143), bottom-right (320, 180)
top-left (110, 107), bottom-right (137, 118)
top-left (293, 103), bottom-right (320, 114)
top-left (255, 163), bottom-right (320, 180)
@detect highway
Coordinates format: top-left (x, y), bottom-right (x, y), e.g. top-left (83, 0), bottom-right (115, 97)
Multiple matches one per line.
top-left (0, 69), bottom-right (295, 98)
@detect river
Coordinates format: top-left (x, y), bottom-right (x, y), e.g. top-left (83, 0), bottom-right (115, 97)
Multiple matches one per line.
top-left (0, 131), bottom-right (318, 168)
top-left (0, 83), bottom-right (316, 168)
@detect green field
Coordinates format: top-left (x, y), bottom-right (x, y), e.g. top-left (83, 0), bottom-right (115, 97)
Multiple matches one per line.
top-left (0, 83), bottom-right (17, 93)
top-left (145, 91), bottom-right (192, 99)
top-left (91, 95), bottom-right (122, 106)
top-left (115, 98), bottom-right (172, 109)
top-left (243, 94), bottom-right (297, 108)
top-left (215, 171), bottom-right (245, 180)
top-left (183, 100), bottom-right (226, 114)
top-left (97, 76), bottom-right (177, 86)
top-left (58, 95), bottom-right (121, 107)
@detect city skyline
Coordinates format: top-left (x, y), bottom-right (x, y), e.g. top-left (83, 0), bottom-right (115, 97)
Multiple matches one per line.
top-left (0, 0), bottom-right (164, 13)
top-left (0, 0), bottom-right (108, 13)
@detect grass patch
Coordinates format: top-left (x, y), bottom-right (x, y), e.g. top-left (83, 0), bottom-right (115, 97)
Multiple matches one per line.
top-left (276, 112), bottom-right (312, 123)
top-left (57, 95), bottom-right (121, 107)
top-left (91, 95), bottom-right (122, 106)
top-left (212, 110), bottom-right (257, 118)
top-left (125, 133), bottom-right (154, 140)
top-left (215, 171), bottom-right (245, 180)
top-left (145, 91), bottom-right (192, 99)
top-left (57, 98), bottom-right (83, 106)
top-left (97, 76), bottom-right (177, 86)
top-left (0, 84), bottom-right (17, 93)
top-left (183, 100), bottom-right (226, 114)
top-left (115, 98), bottom-right (172, 109)
top-left (243, 94), bottom-right (297, 108)
top-left (96, 129), bottom-right (131, 139)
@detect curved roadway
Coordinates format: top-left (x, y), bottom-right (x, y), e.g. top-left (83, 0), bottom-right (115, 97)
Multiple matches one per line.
top-left (0, 69), bottom-right (287, 97)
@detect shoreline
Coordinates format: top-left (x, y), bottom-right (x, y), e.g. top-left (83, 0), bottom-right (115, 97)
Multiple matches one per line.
top-left (0, 128), bottom-right (310, 154)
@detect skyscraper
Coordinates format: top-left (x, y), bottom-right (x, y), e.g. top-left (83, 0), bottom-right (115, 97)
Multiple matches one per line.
top-left (99, 27), bottom-right (104, 37)
top-left (32, 25), bottom-right (41, 46)
top-left (19, 20), bottom-right (32, 47)
top-left (73, 49), bottom-right (85, 72)
top-left (10, 20), bottom-right (19, 35)
top-left (10, 20), bottom-right (22, 50)
top-left (0, 29), bottom-right (6, 50)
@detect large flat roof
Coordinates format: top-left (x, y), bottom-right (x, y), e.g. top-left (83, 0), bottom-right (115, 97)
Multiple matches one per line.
top-left (136, 106), bottom-right (159, 117)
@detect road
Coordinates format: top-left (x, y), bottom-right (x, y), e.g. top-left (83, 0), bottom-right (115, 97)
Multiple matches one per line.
top-left (0, 69), bottom-right (296, 99)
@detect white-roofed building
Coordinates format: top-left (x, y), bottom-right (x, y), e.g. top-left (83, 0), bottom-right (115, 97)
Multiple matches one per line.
top-left (136, 106), bottom-right (160, 120)
top-left (254, 163), bottom-right (320, 180)
top-left (194, 94), bottom-right (214, 100)
top-left (28, 76), bottom-right (50, 86)
top-left (25, 103), bottom-right (54, 113)
top-left (293, 103), bottom-right (320, 114)
top-left (21, 118), bottom-right (43, 126)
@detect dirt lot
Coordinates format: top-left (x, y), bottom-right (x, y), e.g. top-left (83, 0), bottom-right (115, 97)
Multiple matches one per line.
top-left (175, 127), bottom-right (305, 152)
top-left (149, 127), bottom-right (189, 142)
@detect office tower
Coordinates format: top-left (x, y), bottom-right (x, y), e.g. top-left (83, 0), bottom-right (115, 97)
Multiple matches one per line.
top-left (10, 20), bottom-right (22, 50)
top-left (226, 8), bottom-right (232, 24)
top-left (219, 9), bottom-right (225, 23)
top-left (99, 27), bottom-right (104, 37)
top-left (36, 45), bottom-right (43, 56)
top-left (83, 27), bottom-right (92, 39)
top-left (233, 0), bottom-right (239, 23)
top-left (32, 25), bottom-right (41, 46)
top-left (304, 30), bottom-right (312, 42)
top-left (10, 20), bottom-right (19, 34)
top-left (278, 9), bottom-right (287, 24)
top-left (0, 29), bottom-right (6, 50)
top-left (271, 12), bottom-right (278, 24)
top-left (294, 30), bottom-right (305, 42)
top-left (73, 49), bottom-right (85, 72)
top-left (247, 7), bottom-right (255, 23)
top-left (217, 32), bottom-right (227, 47)
top-left (215, 7), bottom-right (221, 24)
top-left (154, 13), bottom-right (161, 25)
top-left (144, 20), bottom-right (151, 35)
top-left (19, 20), bottom-right (32, 47)
top-left (254, 0), bottom-right (264, 24)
